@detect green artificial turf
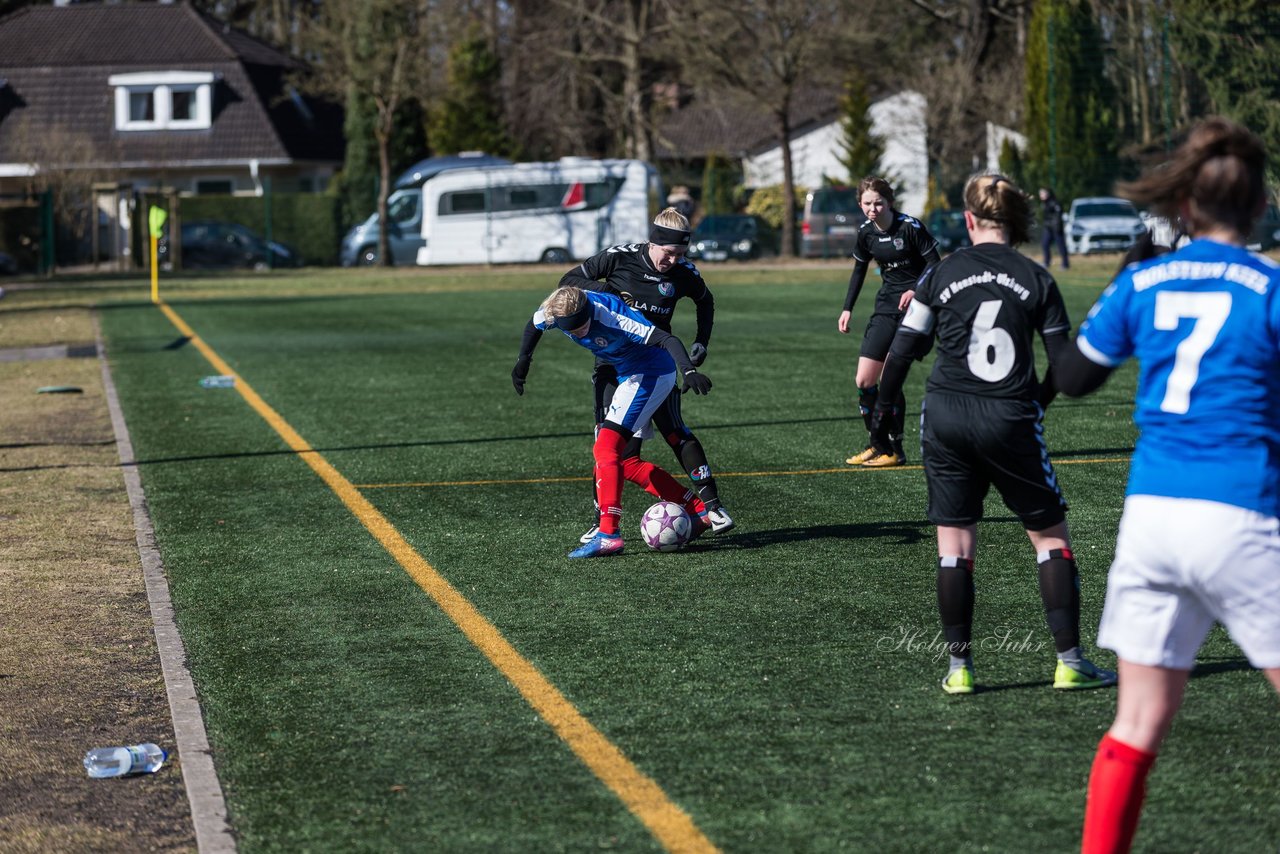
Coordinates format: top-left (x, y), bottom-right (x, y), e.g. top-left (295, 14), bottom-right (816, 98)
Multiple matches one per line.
top-left (90, 259), bottom-right (1279, 852)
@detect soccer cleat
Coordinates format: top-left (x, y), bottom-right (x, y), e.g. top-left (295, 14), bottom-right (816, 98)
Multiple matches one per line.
top-left (1053, 657), bottom-right (1118, 690)
top-left (705, 506), bottom-right (735, 535)
top-left (941, 663), bottom-right (975, 695)
top-left (862, 450), bottom-right (907, 467)
top-left (846, 446), bottom-right (878, 465)
top-left (579, 524), bottom-right (601, 544)
top-left (568, 532), bottom-right (624, 559)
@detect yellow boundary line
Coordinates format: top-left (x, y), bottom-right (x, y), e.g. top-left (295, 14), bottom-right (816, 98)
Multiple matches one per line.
top-left (356, 457), bottom-right (1131, 490)
top-left (156, 302), bottom-right (718, 854)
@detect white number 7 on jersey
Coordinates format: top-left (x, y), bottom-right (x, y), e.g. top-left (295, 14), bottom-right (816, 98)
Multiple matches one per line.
top-left (1153, 291), bottom-right (1232, 414)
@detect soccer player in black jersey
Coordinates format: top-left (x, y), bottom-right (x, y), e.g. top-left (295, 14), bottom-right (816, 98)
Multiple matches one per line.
top-left (558, 207), bottom-right (734, 539)
top-left (837, 176), bottom-right (941, 467)
top-left (869, 173), bottom-right (1116, 695)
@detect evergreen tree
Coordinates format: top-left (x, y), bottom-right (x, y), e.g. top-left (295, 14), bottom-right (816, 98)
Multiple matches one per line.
top-left (1169, 0), bottom-right (1280, 180)
top-left (332, 93), bottom-right (427, 231)
top-left (701, 152), bottom-right (741, 217)
top-left (999, 137), bottom-right (1026, 191)
top-left (1024, 0), bottom-right (1118, 200)
top-left (334, 89), bottom-right (378, 232)
top-left (428, 27), bottom-right (515, 157)
top-left (835, 71), bottom-right (884, 186)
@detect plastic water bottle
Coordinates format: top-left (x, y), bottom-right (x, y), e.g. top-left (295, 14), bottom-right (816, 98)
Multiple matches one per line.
top-left (199, 375), bottom-right (236, 388)
top-left (83, 743), bottom-right (167, 778)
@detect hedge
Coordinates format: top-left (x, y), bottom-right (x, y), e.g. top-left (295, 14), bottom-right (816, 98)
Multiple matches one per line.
top-left (175, 192), bottom-right (343, 266)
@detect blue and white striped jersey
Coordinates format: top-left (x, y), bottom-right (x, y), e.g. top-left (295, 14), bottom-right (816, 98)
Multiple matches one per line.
top-left (533, 290), bottom-right (674, 376)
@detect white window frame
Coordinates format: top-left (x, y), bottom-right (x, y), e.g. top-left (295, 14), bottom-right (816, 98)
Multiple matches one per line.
top-left (110, 71), bottom-right (215, 131)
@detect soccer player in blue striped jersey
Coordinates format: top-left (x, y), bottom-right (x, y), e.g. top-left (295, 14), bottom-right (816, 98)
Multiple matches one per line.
top-left (1054, 117), bottom-right (1280, 854)
top-left (512, 286), bottom-right (712, 558)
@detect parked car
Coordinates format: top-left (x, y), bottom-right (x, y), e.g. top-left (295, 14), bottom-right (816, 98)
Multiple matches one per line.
top-left (159, 221), bottom-right (303, 270)
top-left (687, 214), bottom-right (778, 262)
top-left (927, 209), bottom-right (971, 253)
top-left (1065, 197), bottom-right (1146, 255)
top-left (1248, 202), bottom-right (1280, 251)
top-left (801, 186), bottom-right (866, 258)
top-left (340, 190), bottom-right (423, 267)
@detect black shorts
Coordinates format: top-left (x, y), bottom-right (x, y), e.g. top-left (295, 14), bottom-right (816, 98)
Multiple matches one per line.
top-left (920, 392), bottom-right (1067, 530)
top-left (592, 362), bottom-right (693, 454)
top-left (859, 311), bottom-right (902, 361)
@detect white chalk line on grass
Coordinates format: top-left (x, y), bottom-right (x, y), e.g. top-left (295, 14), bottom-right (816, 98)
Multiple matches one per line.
top-left (95, 313), bottom-right (237, 854)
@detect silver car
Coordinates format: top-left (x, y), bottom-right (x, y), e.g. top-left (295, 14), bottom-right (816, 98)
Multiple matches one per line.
top-left (1066, 197), bottom-right (1146, 255)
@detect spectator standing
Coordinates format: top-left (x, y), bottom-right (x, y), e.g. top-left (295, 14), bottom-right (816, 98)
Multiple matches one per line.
top-left (1039, 188), bottom-right (1070, 269)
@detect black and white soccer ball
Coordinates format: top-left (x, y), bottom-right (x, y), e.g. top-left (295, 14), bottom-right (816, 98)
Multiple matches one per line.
top-left (639, 501), bottom-right (693, 552)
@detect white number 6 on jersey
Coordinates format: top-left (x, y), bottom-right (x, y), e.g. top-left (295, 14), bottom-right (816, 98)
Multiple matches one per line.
top-left (1154, 291), bottom-right (1231, 414)
top-left (967, 300), bottom-right (1016, 382)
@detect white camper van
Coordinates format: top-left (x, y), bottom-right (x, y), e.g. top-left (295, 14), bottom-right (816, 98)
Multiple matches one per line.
top-left (415, 158), bottom-right (658, 265)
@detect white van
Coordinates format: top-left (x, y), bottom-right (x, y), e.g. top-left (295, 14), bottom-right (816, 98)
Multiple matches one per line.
top-left (416, 158), bottom-right (658, 265)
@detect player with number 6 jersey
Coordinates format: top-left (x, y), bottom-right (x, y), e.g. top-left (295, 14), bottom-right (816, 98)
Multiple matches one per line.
top-left (870, 172), bottom-right (1115, 697)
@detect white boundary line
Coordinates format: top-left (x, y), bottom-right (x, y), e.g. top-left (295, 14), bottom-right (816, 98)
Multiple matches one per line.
top-left (94, 314), bottom-right (236, 854)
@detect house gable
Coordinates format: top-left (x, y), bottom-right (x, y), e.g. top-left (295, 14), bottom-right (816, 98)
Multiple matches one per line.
top-left (0, 2), bottom-right (341, 183)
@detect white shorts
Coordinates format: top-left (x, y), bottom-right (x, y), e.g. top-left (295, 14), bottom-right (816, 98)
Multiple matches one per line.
top-left (606, 370), bottom-right (675, 439)
top-left (1097, 495), bottom-right (1280, 669)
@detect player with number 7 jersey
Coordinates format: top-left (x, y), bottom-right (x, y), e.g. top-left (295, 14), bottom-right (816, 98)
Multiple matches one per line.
top-left (1072, 253), bottom-right (1280, 514)
top-left (1055, 116), bottom-right (1280, 854)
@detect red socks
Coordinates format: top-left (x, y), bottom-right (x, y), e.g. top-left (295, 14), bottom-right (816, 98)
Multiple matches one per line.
top-left (1082, 734), bottom-right (1157, 854)
top-left (595, 429), bottom-right (707, 537)
top-left (621, 456), bottom-right (705, 517)
top-left (592, 429), bottom-right (627, 536)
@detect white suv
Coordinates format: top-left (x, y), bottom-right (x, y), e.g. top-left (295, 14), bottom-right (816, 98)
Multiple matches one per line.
top-left (1065, 197), bottom-right (1146, 255)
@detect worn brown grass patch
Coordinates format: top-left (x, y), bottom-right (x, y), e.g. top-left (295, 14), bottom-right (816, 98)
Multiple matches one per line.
top-left (0, 308), bottom-right (195, 853)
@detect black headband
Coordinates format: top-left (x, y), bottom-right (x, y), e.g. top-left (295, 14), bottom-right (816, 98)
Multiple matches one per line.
top-left (649, 223), bottom-right (691, 246)
top-left (553, 302), bottom-right (593, 331)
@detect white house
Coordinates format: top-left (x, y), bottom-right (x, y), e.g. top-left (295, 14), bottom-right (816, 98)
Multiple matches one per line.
top-left (741, 90), bottom-right (929, 217)
top-left (986, 122), bottom-right (1027, 172)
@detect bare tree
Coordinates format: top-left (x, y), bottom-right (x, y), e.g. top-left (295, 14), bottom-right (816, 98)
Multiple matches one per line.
top-left (674, 0), bottom-right (851, 256)
top-left (299, 0), bottom-right (438, 266)
top-left (544, 0), bottom-right (670, 160)
top-left (889, 0), bottom-right (1032, 200)
top-left (7, 115), bottom-right (124, 268)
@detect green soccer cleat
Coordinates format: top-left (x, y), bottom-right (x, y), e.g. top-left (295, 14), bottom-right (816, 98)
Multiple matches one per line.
top-left (1053, 657), bottom-right (1118, 690)
top-left (941, 663), bottom-right (975, 695)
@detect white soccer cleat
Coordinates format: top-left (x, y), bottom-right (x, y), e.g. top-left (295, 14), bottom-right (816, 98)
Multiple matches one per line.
top-left (579, 524), bottom-right (600, 544)
top-left (705, 506), bottom-right (735, 535)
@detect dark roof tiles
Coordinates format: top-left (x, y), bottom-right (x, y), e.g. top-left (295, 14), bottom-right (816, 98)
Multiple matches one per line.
top-left (0, 2), bottom-right (339, 168)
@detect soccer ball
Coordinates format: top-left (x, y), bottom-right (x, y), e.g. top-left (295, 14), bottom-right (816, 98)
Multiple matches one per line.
top-left (640, 501), bottom-right (693, 552)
